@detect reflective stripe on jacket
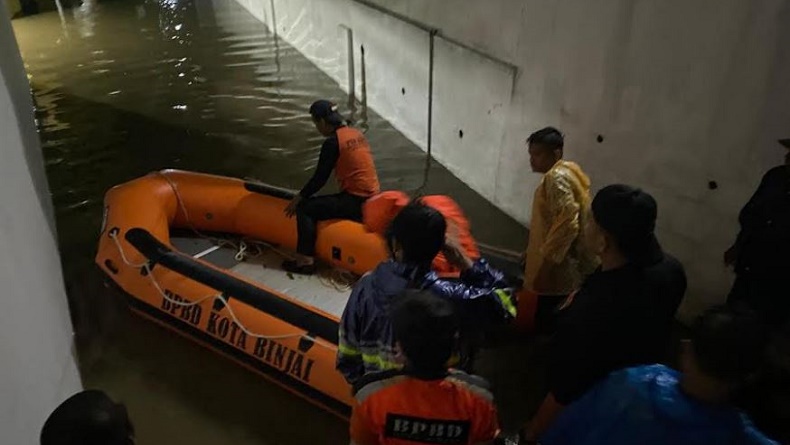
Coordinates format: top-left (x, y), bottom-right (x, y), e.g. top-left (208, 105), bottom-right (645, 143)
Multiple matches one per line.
top-left (337, 259), bottom-right (515, 384)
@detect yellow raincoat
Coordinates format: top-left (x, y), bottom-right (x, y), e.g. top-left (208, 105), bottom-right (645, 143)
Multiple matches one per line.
top-left (525, 160), bottom-right (598, 295)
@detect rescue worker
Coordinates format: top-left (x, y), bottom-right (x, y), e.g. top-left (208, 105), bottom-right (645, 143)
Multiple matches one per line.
top-left (350, 290), bottom-right (500, 445)
top-left (283, 100), bottom-right (380, 275)
top-left (41, 390), bottom-right (134, 445)
top-left (522, 127), bottom-right (597, 329)
top-left (362, 190), bottom-right (480, 276)
top-left (522, 185), bottom-right (687, 441)
top-left (337, 201), bottom-right (516, 384)
top-left (540, 306), bottom-right (777, 445)
top-left (725, 139), bottom-right (790, 328)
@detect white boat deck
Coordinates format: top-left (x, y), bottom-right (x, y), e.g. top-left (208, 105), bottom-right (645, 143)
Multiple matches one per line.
top-left (170, 236), bottom-right (353, 318)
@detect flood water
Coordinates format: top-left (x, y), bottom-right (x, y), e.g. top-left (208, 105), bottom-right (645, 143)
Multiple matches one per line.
top-left (12, 0), bottom-right (527, 443)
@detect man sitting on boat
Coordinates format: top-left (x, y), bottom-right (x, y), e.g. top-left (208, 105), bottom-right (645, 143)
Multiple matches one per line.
top-left (283, 99), bottom-right (380, 275)
top-left (350, 290), bottom-right (500, 445)
top-left (337, 201), bottom-right (516, 384)
top-left (363, 190), bottom-right (480, 276)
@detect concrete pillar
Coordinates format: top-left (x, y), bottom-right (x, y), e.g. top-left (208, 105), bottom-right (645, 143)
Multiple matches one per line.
top-left (0, 5), bottom-right (82, 443)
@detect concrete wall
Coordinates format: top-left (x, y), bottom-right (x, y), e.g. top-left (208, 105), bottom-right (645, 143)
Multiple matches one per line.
top-left (0, 6), bottom-right (82, 443)
top-left (232, 0), bottom-right (432, 148)
top-left (230, 0), bottom-right (790, 321)
top-left (229, 0), bottom-right (519, 221)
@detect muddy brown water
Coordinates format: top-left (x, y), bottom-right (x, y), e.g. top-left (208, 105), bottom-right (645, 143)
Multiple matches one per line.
top-left (12, 0), bottom-right (529, 443)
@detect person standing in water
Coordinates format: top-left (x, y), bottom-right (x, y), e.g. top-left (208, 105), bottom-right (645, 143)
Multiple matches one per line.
top-left (725, 139), bottom-right (790, 328)
top-left (522, 127), bottom-right (597, 326)
top-left (283, 100), bottom-right (380, 275)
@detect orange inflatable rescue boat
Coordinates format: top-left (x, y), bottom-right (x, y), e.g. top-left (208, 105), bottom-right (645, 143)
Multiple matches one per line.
top-left (95, 170), bottom-right (391, 417)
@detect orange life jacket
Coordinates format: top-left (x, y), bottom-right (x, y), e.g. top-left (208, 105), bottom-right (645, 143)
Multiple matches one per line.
top-left (420, 195), bottom-right (480, 275)
top-left (335, 127), bottom-right (380, 197)
top-left (363, 191), bottom-right (480, 275)
top-left (350, 370), bottom-right (499, 445)
top-left (362, 191), bottom-right (410, 235)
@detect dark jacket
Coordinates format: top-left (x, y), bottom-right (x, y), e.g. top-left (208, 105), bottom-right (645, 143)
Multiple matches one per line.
top-left (735, 166), bottom-right (790, 275)
top-left (548, 253), bottom-right (687, 405)
top-left (337, 259), bottom-right (515, 384)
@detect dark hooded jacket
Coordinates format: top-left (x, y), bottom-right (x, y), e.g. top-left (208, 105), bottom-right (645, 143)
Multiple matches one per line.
top-left (337, 259), bottom-right (515, 384)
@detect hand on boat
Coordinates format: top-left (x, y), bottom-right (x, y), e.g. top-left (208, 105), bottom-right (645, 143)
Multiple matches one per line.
top-left (284, 195), bottom-right (303, 218)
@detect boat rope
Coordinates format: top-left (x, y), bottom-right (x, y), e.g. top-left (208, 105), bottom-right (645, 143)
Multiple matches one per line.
top-left (156, 171), bottom-right (204, 239)
top-left (234, 241), bottom-right (249, 262)
top-left (108, 231), bottom-right (336, 350)
top-left (318, 269), bottom-right (357, 292)
top-left (155, 172), bottom-right (260, 260)
top-left (155, 171), bottom-right (357, 290)
top-left (155, 172), bottom-right (264, 257)
top-left (232, 240), bottom-right (269, 262)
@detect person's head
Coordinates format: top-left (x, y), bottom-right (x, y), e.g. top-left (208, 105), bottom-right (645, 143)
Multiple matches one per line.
top-left (681, 305), bottom-right (769, 397)
top-left (585, 184), bottom-right (662, 267)
top-left (386, 201), bottom-right (447, 266)
top-left (309, 100), bottom-right (345, 136)
top-left (41, 390), bottom-right (134, 445)
top-left (779, 139), bottom-right (790, 166)
top-left (391, 290), bottom-right (459, 374)
top-left (527, 127), bottom-right (564, 173)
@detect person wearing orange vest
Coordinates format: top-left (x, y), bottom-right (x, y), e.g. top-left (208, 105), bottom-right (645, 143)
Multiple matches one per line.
top-left (283, 100), bottom-right (380, 274)
top-left (350, 290), bottom-right (500, 445)
top-left (363, 191), bottom-right (480, 276)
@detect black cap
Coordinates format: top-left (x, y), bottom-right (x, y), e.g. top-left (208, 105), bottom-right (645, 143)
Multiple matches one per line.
top-left (592, 184), bottom-right (662, 265)
top-left (779, 139), bottom-right (790, 149)
top-left (309, 99), bottom-right (345, 126)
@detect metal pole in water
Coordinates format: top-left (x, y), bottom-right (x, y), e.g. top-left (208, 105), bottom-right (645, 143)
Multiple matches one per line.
top-left (426, 30), bottom-right (436, 174)
top-left (418, 29), bottom-right (438, 196)
top-left (54, 0), bottom-right (69, 38)
top-left (342, 26), bottom-right (356, 123)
